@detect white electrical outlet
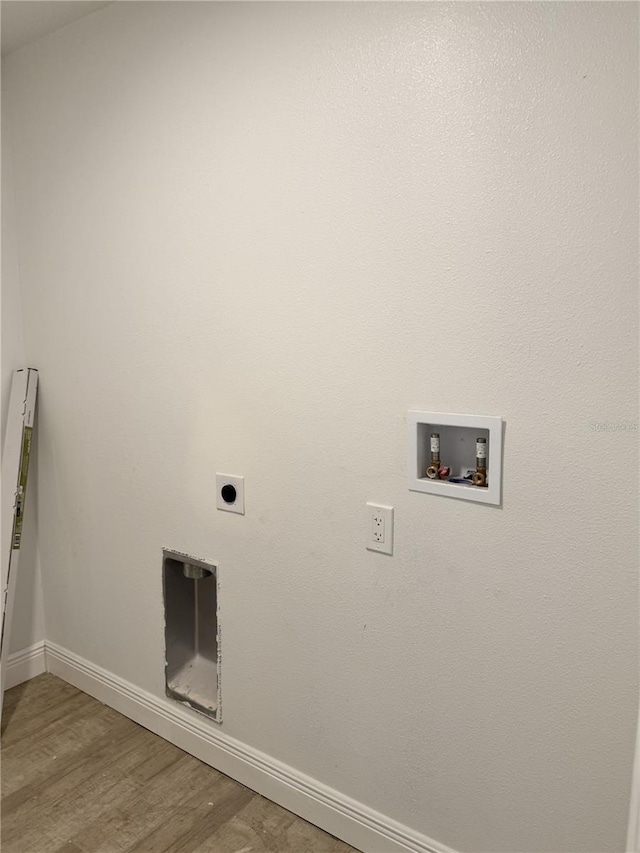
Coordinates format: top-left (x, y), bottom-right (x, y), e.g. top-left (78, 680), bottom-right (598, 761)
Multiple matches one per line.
top-left (366, 503), bottom-right (393, 555)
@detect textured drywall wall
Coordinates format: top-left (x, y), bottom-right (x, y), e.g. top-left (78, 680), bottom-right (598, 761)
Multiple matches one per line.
top-left (3, 3), bottom-right (638, 851)
top-left (1, 96), bottom-right (45, 653)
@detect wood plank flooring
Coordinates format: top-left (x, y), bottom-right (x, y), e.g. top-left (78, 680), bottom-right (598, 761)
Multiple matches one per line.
top-left (1, 674), bottom-right (359, 853)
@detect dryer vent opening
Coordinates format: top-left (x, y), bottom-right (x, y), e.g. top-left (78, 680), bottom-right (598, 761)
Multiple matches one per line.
top-left (162, 550), bottom-right (220, 721)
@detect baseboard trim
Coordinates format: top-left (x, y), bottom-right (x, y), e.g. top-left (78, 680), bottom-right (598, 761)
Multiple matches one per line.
top-left (45, 641), bottom-right (456, 853)
top-left (5, 640), bottom-right (46, 689)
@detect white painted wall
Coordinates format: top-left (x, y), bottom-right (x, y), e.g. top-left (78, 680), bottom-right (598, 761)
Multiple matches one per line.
top-left (1, 92), bottom-right (45, 653)
top-left (1, 124), bottom-right (24, 445)
top-left (3, 3), bottom-right (638, 851)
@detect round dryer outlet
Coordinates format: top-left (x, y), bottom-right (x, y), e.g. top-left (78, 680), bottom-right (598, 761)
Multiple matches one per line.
top-left (216, 474), bottom-right (245, 515)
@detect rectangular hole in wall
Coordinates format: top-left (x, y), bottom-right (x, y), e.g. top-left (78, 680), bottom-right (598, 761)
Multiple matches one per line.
top-left (162, 550), bottom-right (220, 721)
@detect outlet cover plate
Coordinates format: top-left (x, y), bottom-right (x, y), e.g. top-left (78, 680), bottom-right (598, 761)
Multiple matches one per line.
top-left (216, 474), bottom-right (245, 515)
top-left (366, 503), bottom-right (394, 555)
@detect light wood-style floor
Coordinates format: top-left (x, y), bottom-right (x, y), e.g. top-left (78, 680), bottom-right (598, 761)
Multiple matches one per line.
top-left (1, 674), bottom-right (359, 853)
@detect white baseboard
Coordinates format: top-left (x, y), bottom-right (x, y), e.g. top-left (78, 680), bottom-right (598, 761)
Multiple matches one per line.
top-left (5, 640), bottom-right (46, 689)
top-left (45, 641), bottom-right (456, 853)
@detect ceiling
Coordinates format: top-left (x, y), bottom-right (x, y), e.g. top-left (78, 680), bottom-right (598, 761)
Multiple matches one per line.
top-left (1, 1), bottom-right (112, 57)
